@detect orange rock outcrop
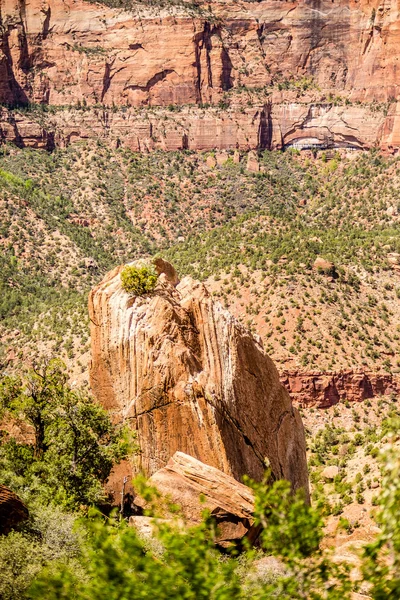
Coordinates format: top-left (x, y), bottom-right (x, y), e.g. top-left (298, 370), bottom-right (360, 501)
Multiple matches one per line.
top-left (281, 370), bottom-right (399, 408)
top-left (89, 261), bottom-right (309, 495)
top-left (133, 451), bottom-right (260, 547)
top-left (2, 0), bottom-right (400, 150)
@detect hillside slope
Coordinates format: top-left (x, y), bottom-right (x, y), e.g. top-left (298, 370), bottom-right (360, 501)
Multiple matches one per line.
top-left (1, 145), bottom-right (399, 389)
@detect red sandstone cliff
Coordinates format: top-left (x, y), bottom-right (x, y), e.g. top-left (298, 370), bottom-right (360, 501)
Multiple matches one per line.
top-left (89, 261), bottom-right (309, 495)
top-left (2, 0), bottom-right (400, 151)
top-left (281, 369), bottom-right (399, 408)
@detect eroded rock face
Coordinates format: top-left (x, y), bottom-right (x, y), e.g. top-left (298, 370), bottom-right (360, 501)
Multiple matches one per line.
top-left (281, 370), bottom-right (399, 408)
top-left (2, 0), bottom-right (400, 150)
top-left (89, 262), bottom-right (309, 496)
top-left (132, 451), bottom-right (259, 547)
top-left (0, 485), bottom-right (29, 535)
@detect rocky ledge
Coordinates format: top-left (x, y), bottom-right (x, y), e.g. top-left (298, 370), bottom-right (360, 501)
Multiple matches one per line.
top-left (132, 451), bottom-right (260, 548)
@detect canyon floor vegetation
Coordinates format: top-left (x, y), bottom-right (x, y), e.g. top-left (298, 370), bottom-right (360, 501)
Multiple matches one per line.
top-left (1, 145), bottom-right (400, 376)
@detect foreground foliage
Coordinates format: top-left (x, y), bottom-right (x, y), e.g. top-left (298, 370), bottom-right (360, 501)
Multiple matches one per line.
top-left (1, 393), bottom-right (400, 598)
top-left (30, 479), bottom-right (352, 600)
top-left (0, 359), bottom-right (132, 507)
top-left (26, 439), bottom-right (400, 599)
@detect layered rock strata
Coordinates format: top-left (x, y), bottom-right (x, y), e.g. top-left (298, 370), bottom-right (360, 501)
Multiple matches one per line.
top-left (0, 101), bottom-right (393, 152)
top-left (2, 0), bottom-right (400, 150)
top-left (281, 370), bottom-right (399, 408)
top-left (133, 451), bottom-right (260, 548)
top-left (89, 261), bottom-right (309, 495)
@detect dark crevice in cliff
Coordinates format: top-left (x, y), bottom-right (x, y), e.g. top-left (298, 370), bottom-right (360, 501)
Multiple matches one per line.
top-left (44, 130), bottom-right (55, 152)
top-left (221, 47), bottom-right (233, 91)
top-left (205, 393), bottom-right (266, 467)
top-left (182, 133), bottom-right (189, 150)
top-left (362, 29), bottom-right (373, 55)
top-left (307, 0), bottom-right (323, 51)
top-left (193, 21), bottom-right (218, 103)
top-left (203, 22), bottom-right (213, 89)
top-left (255, 23), bottom-right (266, 59)
top-left (129, 43), bottom-right (144, 51)
top-left (41, 7), bottom-right (51, 41)
top-left (101, 60), bottom-right (115, 102)
top-left (193, 29), bottom-right (203, 103)
top-left (134, 399), bottom-right (178, 419)
top-left (257, 102), bottom-right (272, 150)
top-left (17, 0), bottom-right (32, 74)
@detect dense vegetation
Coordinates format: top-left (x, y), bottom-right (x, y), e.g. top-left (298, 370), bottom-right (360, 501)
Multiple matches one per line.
top-left (0, 359), bottom-right (131, 508)
top-left (1, 363), bottom-right (400, 599)
top-left (1, 144), bottom-right (399, 372)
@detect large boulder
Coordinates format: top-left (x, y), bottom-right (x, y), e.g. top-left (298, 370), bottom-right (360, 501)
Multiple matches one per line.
top-left (132, 452), bottom-right (259, 548)
top-left (0, 485), bottom-right (29, 535)
top-left (89, 260), bottom-right (309, 498)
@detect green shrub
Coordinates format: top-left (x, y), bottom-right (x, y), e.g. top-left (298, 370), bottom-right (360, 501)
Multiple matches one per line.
top-left (30, 474), bottom-right (352, 600)
top-left (120, 264), bottom-right (158, 296)
top-left (0, 359), bottom-right (134, 508)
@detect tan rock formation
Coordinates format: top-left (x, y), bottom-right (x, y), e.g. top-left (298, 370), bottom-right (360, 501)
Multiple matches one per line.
top-left (2, 0), bottom-right (400, 150)
top-left (321, 466), bottom-right (339, 481)
top-left (313, 257), bottom-right (335, 274)
top-left (246, 151), bottom-right (260, 173)
top-left (0, 485), bottom-right (29, 535)
top-left (133, 451), bottom-right (260, 547)
top-left (281, 370), bottom-right (399, 408)
top-left (89, 260), bottom-right (309, 496)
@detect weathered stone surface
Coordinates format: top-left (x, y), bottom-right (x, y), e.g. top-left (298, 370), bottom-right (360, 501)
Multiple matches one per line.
top-left (0, 485), bottom-right (29, 535)
top-left (153, 257), bottom-right (180, 287)
top-left (2, 0), bottom-right (400, 150)
top-left (246, 151), bottom-right (260, 173)
top-left (281, 370), bottom-right (399, 408)
top-left (129, 515), bottom-right (184, 541)
top-left (89, 261), bottom-right (309, 497)
top-left (313, 257), bottom-right (335, 274)
top-left (133, 451), bottom-right (259, 547)
top-left (321, 466), bottom-right (339, 481)
top-left (206, 155), bottom-right (217, 168)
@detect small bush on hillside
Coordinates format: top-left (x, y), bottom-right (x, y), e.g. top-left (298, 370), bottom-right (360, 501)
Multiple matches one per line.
top-left (120, 264), bottom-right (158, 296)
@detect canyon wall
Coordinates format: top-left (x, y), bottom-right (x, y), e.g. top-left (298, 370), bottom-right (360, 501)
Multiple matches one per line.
top-left (2, 0), bottom-right (400, 150)
top-left (89, 261), bottom-right (309, 495)
top-left (281, 370), bottom-right (399, 408)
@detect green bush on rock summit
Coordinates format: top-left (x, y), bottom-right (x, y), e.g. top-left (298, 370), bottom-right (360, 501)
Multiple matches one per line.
top-left (120, 263), bottom-right (158, 296)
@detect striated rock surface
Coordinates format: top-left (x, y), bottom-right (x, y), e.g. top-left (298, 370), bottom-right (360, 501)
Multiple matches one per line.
top-left (0, 485), bottom-right (29, 535)
top-left (281, 370), bottom-right (399, 408)
top-left (2, 0), bottom-right (400, 150)
top-left (89, 260), bottom-right (309, 495)
top-left (133, 451), bottom-right (259, 547)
